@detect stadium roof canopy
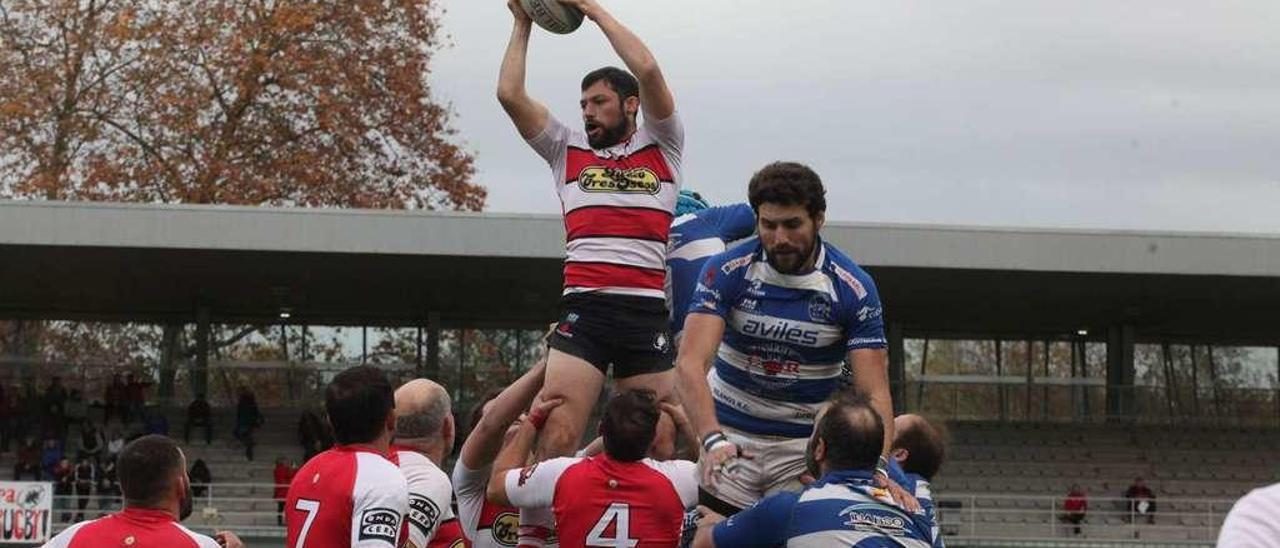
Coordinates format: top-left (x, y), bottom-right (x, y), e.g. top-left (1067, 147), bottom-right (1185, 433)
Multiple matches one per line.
top-left (3, 200), bottom-right (1280, 345)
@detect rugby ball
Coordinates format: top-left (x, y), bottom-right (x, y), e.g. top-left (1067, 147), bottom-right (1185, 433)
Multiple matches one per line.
top-left (521, 0), bottom-right (584, 34)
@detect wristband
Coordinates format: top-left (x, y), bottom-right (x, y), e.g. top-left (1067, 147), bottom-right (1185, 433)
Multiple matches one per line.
top-left (528, 408), bottom-right (550, 430)
top-left (875, 455), bottom-right (889, 478)
top-left (701, 431), bottom-right (728, 454)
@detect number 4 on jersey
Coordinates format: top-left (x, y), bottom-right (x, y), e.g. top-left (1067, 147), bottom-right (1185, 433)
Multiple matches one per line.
top-left (586, 503), bottom-right (639, 547)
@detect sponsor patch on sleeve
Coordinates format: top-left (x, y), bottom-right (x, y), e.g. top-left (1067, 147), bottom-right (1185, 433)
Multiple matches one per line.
top-left (407, 494), bottom-right (441, 538)
top-left (359, 507), bottom-right (401, 544)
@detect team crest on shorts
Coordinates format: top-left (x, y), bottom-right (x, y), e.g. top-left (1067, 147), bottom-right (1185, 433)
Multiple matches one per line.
top-left (653, 332), bottom-right (670, 352)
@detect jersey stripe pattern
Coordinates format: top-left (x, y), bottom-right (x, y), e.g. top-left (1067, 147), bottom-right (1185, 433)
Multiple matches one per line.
top-left (690, 239), bottom-right (887, 438)
top-left (665, 203), bottom-right (757, 339)
top-left (712, 470), bottom-right (939, 548)
top-left (41, 508), bottom-right (220, 548)
top-left (502, 455), bottom-right (698, 548)
top-left (527, 114), bottom-right (684, 299)
top-left (285, 445), bottom-right (410, 548)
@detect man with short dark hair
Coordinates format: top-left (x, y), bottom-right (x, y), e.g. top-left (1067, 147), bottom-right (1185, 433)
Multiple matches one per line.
top-left (285, 365), bottom-right (409, 548)
top-left (677, 162), bottom-right (897, 514)
top-left (498, 0), bottom-right (685, 490)
top-left (488, 389), bottom-right (697, 547)
top-left (390, 379), bottom-right (466, 548)
top-left (43, 434), bottom-right (243, 548)
top-left (694, 393), bottom-right (936, 548)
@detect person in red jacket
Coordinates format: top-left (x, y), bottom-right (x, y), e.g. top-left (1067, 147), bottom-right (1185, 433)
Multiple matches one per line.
top-left (274, 457), bottom-right (297, 526)
top-left (1061, 484), bottom-right (1088, 536)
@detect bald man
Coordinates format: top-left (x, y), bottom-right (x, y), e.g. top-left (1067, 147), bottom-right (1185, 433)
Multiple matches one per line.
top-left (890, 413), bottom-right (947, 546)
top-left (391, 379), bottom-right (467, 548)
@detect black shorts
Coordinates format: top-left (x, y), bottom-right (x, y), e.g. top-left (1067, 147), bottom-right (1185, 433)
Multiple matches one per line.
top-left (547, 292), bottom-right (674, 379)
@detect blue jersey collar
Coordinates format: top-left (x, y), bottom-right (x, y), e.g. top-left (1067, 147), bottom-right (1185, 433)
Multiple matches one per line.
top-left (815, 468), bottom-right (878, 487)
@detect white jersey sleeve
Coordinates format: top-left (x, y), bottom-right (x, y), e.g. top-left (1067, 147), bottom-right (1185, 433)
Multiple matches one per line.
top-left (1218, 483), bottom-right (1280, 547)
top-left (641, 111), bottom-right (684, 167)
top-left (502, 457), bottom-right (581, 509)
top-left (173, 524), bottom-right (222, 548)
top-left (644, 459), bottom-right (699, 508)
top-left (450, 460), bottom-right (489, 541)
top-left (351, 451), bottom-right (411, 548)
top-left (525, 115), bottom-right (572, 187)
top-left (397, 450), bottom-right (455, 548)
top-left (40, 520), bottom-right (90, 547)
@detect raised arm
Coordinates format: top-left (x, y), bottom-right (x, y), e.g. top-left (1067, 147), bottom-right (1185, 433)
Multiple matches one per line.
top-left (560, 0), bottom-right (675, 120)
top-left (497, 0), bottom-right (551, 139)
top-left (458, 352), bottom-right (548, 470)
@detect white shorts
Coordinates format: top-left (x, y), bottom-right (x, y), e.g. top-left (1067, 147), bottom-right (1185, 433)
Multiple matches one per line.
top-left (699, 426), bottom-right (809, 510)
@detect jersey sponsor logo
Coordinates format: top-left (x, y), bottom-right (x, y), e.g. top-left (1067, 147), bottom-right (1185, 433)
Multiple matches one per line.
top-left (407, 494), bottom-right (441, 538)
top-left (839, 504), bottom-right (908, 535)
top-left (738, 298), bottom-right (758, 311)
top-left (720, 253), bottom-right (753, 275)
top-left (741, 317), bottom-right (820, 346)
top-left (491, 512), bottom-right (520, 546)
top-left (856, 306), bottom-right (882, 322)
top-left (694, 282), bottom-right (720, 301)
top-left (849, 337), bottom-right (887, 347)
top-left (832, 264), bottom-right (868, 300)
top-left (745, 278), bottom-right (766, 297)
top-left (358, 507), bottom-right (401, 543)
top-left (808, 294), bottom-right (833, 322)
top-left (577, 166), bottom-right (661, 194)
top-left (745, 343), bottom-right (804, 389)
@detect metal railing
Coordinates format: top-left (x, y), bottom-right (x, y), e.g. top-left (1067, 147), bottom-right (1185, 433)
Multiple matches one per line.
top-left (48, 485), bottom-right (1234, 544)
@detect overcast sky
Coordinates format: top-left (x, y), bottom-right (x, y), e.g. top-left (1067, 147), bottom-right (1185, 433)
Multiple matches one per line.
top-left (430, 0), bottom-right (1280, 232)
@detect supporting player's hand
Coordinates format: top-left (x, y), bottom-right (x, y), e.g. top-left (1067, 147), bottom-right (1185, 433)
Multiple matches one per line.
top-left (530, 396), bottom-right (565, 418)
top-left (875, 473), bottom-right (922, 514)
top-left (695, 505), bottom-right (726, 528)
top-left (700, 441), bottom-right (751, 486)
top-left (214, 530), bottom-right (244, 548)
top-left (507, 0), bottom-right (531, 24)
top-left (659, 402), bottom-right (691, 430)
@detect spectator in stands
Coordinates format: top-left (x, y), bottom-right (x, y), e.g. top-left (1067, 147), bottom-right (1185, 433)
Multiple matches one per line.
top-left (184, 393), bottom-right (214, 445)
top-left (41, 437), bottom-right (65, 479)
top-left (78, 419), bottom-right (105, 463)
top-left (73, 456), bottom-right (96, 522)
top-left (105, 373), bottom-right (126, 424)
top-left (43, 376), bottom-right (68, 438)
top-left (106, 428), bottom-right (125, 462)
top-left (890, 413), bottom-right (947, 545)
top-left (1061, 484), bottom-right (1088, 536)
top-left (297, 406), bottom-right (332, 462)
top-left (98, 456), bottom-right (120, 513)
top-left (1124, 476), bottom-right (1156, 524)
top-left (124, 373), bottom-right (149, 423)
top-left (273, 457), bottom-right (295, 526)
top-left (233, 387), bottom-right (264, 461)
top-left (189, 458), bottom-right (211, 499)
top-left (143, 406), bottom-right (169, 436)
top-left (14, 437), bottom-right (41, 480)
top-left (53, 457), bottom-right (74, 522)
top-left (65, 389), bottom-right (88, 435)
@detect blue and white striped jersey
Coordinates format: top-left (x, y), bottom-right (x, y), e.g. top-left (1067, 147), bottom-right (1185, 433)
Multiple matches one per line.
top-left (666, 204), bottom-right (757, 339)
top-left (712, 469), bottom-right (939, 548)
top-left (689, 238), bottom-right (886, 438)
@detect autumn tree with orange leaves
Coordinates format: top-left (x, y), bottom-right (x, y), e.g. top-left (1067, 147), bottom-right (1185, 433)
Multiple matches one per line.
top-left (1, 0), bottom-right (482, 210)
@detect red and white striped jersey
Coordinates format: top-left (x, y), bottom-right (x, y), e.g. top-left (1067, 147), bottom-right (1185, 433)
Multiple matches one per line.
top-left (43, 507), bottom-right (219, 548)
top-left (501, 455), bottom-right (697, 547)
top-left (285, 445), bottom-right (410, 548)
top-left (527, 114), bottom-right (684, 300)
top-left (389, 447), bottom-right (468, 548)
top-left (452, 462), bottom-right (524, 548)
